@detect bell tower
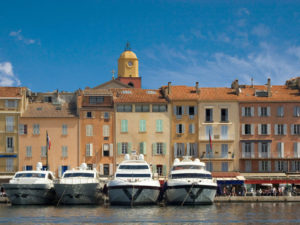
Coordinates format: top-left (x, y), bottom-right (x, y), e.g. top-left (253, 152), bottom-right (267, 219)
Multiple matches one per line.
top-left (116, 42), bottom-right (141, 88)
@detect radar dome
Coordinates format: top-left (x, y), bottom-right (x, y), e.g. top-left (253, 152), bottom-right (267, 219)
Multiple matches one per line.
top-left (138, 154), bottom-right (144, 160)
top-left (124, 154), bottom-right (130, 160)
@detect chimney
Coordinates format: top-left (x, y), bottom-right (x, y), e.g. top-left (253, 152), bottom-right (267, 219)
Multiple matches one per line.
top-left (234, 79), bottom-right (240, 96)
top-left (195, 82), bottom-right (200, 94)
top-left (267, 78), bottom-right (272, 97)
top-left (168, 82), bottom-right (172, 95)
top-left (251, 77), bottom-right (254, 88)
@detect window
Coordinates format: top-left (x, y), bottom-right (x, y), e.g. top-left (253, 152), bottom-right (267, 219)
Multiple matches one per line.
top-left (139, 120), bottom-right (146, 132)
top-left (135, 104), bottom-right (150, 112)
top-left (104, 112), bottom-right (110, 119)
top-left (258, 107), bottom-right (270, 117)
top-left (156, 165), bottom-right (163, 176)
top-left (221, 108), bottom-right (228, 122)
top-left (156, 143), bottom-right (163, 155)
top-left (6, 158), bottom-right (14, 172)
top-left (176, 124), bottom-right (184, 134)
top-left (187, 143), bottom-right (197, 157)
top-left (86, 143), bottom-right (93, 156)
top-left (122, 143), bottom-right (128, 154)
top-left (19, 124), bottom-right (27, 135)
top-left (243, 124), bottom-right (253, 135)
top-left (188, 106), bottom-right (195, 119)
top-left (221, 144), bottom-right (228, 158)
top-left (6, 116), bottom-right (14, 132)
top-left (275, 124), bottom-right (286, 135)
top-left (89, 96), bottom-right (104, 104)
top-left (221, 125), bottom-right (228, 139)
top-left (291, 161), bottom-right (300, 172)
top-left (175, 106), bottom-right (183, 119)
top-left (174, 143), bottom-right (185, 157)
top-left (275, 161), bottom-right (288, 172)
top-left (205, 108), bottom-right (213, 122)
top-left (242, 107), bottom-right (253, 117)
top-left (291, 124), bottom-right (300, 135)
top-left (62, 146), bottom-right (68, 158)
top-left (139, 142), bottom-right (146, 155)
top-left (294, 143), bottom-right (300, 158)
top-left (33, 124), bottom-right (40, 135)
top-left (206, 144), bottom-right (213, 158)
top-left (221, 162), bottom-right (228, 172)
top-left (6, 137), bottom-right (14, 153)
top-left (152, 104), bottom-right (167, 112)
top-left (205, 125), bottom-right (213, 139)
top-left (117, 104), bottom-right (132, 112)
top-left (245, 161), bottom-right (252, 172)
top-left (121, 120), bottom-right (128, 132)
top-left (26, 146), bottom-right (32, 157)
top-left (259, 161), bottom-right (271, 172)
top-left (188, 124), bottom-right (195, 134)
top-left (153, 142), bottom-right (166, 155)
top-left (103, 144), bottom-right (110, 156)
top-left (44, 96), bottom-right (52, 103)
top-left (242, 142), bottom-right (253, 158)
top-left (294, 106), bottom-right (300, 117)
top-left (277, 142), bottom-right (284, 158)
top-left (62, 124), bottom-right (67, 135)
top-left (5, 100), bottom-right (17, 108)
top-left (206, 162), bottom-right (213, 172)
top-left (25, 165), bottom-right (33, 171)
top-left (156, 120), bottom-right (163, 132)
top-left (86, 125), bottom-right (93, 136)
top-left (258, 142), bottom-right (270, 158)
top-left (103, 164), bottom-right (109, 176)
top-left (277, 106), bottom-right (284, 117)
top-left (259, 124), bottom-right (269, 135)
top-left (103, 125), bottom-right (110, 137)
top-left (41, 146), bottom-right (47, 157)
top-left (86, 111), bottom-right (92, 118)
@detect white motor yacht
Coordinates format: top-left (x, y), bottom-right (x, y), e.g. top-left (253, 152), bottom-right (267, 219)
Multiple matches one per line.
top-left (2, 162), bottom-right (56, 205)
top-left (165, 157), bottom-right (217, 205)
top-left (54, 163), bottom-right (103, 205)
top-left (107, 154), bottom-right (160, 205)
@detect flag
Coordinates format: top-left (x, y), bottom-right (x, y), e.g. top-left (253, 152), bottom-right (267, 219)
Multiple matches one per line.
top-left (46, 131), bottom-right (51, 151)
top-left (209, 129), bottom-right (212, 152)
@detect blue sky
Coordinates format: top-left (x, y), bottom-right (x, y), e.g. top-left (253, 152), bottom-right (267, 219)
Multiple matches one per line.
top-left (0, 0), bottom-right (300, 92)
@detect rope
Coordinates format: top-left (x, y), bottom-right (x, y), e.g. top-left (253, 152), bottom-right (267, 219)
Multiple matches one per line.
top-left (56, 188), bottom-right (66, 206)
top-left (181, 182), bottom-right (195, 206)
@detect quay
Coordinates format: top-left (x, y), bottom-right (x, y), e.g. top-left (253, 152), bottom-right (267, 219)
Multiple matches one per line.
top-left (214, 196), bottom-right (300, 202)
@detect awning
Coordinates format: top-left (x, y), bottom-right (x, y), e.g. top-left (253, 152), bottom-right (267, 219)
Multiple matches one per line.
top-left (245, 179), bottom-right (300, 184)
top-left (216, 177), bottom-right (245, 185)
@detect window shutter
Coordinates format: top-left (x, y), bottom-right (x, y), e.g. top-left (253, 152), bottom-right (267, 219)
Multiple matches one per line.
top-left (163, 165), bottom-right (167, 176)
top-left (182, 124), bottom-right (185, 133)
top-left (242, 107), bottom-right (245, 117)
top-left (284, 124), bottom-right (287, 135)
top-left (192, 124), bottom-right (195, 133)
top-left (281, 143), bottom-right (284, 158)
top-left (152, 143), bottom-right (157, 155)
top-left (251, 124), bottom-right (255, 135)
top-left (152, 165), bottom-right (157, 174)
top-left (174, 143), bottom-right (177, 157)
top-left (140, 142), bottom-right (143, 154)
top-left (117, 143), bottom-right (122, 155)
top-left (294, 107), bottom-right (297, 117)
top-left (251, 107), bottom-right (254, 116)
top-left (143, 142), bottom-right (146, 155)
top-left (194, 106), bottom-right (197, 115)
top-left (109, 164), bottom-right (113, 176)
top-left (267, 142), bottom-right (271, 158)
top-left (258, 142), bottom-right (262, 158)
top-left (283, 161), bottom-right (288, 172)
top-left (277, 142), bottom-right (281, 158)
top-left (258, 124), bottom-right (261, 135)
top-left (267, 161), bottom-right (271, 172)
top-left (110, 144), bottom-right (113, 157)
top-left (251, 143), bottom-right (255, 158)
top-left (58, 166), bottom-right (62, 178)
top-left (297, 143), bottom-right (300, 158)
top-left (163, 143), bottom-right (166, 155)
top-left (186, 143), bottom-right (190, 156)
top-left (291, 124), bottom-right (295, 135)
top-left (267, 124), bottom-right (271, 135)
top-left (242, 142), bottom-right (245, 158)
top-left (258, 161), bottom-right (262, 172)
top-left (128, 142), bottom-right (132, 153)
top-left (100, 164), bottom-right (104, 175)
top-left (267, 107), bottom-right (271, 116)
top-left (173, 106), bottom-right (176, 116)
top-left (182, 106), bottom-right (186, 115)
top-left (274, 124), bottom-right (278, 135)
top-left (90, 144), bottom-right (93, 156)
top-left (242, 124), bottom-right (245, 135)
top-left (258, 107), bottom-right (261, 117)
top-left (291, 161), bottom-right (296, 172)
top-left (176, 124), bottom-right (179, 134)
top-left (160, 120), bottom-right (163, 132)
top-left (185, 106), bottom-right (189, 115)
top-left (139, 120), bottom-right (142, 132)
top-left (275, 161), bottom-right (278, 172)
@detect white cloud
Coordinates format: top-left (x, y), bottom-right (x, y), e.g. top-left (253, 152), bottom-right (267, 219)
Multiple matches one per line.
top-left (237, 8), bottom-right (250, 16)
top-left (9, 30), bottom-right (37, 45)
top-left (287, 46), bottom-right (300, 60)
top-left (0, 62), bottom-right (21, 86)
top-left (252, 24), bottom-right (270, 37)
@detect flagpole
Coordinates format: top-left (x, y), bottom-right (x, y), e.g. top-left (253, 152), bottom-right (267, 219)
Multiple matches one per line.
top-left (46, 130), bottom-right (48, 171)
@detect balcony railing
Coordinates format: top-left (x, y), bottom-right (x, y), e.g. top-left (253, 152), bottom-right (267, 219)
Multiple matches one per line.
top-left (0, 166), bottom-right (18, 174)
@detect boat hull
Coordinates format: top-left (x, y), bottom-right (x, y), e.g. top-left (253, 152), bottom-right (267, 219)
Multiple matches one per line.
top-left (108, 185), bottom-right (160, 205)
top-left (2, 183), bottom-right (56, 205)
top-left (165, 184), bottom-right (217, 205)
top-left (54, 183), bottom-right (103, 205)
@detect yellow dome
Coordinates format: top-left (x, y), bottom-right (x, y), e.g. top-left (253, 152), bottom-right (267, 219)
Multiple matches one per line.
top-left (119, 50), bottom-right (137, 59)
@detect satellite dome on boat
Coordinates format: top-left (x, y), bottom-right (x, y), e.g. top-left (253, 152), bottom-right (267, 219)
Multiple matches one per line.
top-left (138, 154), bottom-right (144, 160)
top-left (174, 158), bottom-right (180, 163)
top-left (79, 163), bottom-right (88, 170)
top-left (36, 162), bottom-right (43, 171)
top-left (124, 154), bottom-right (130, 160)
top-left (194, 158), bottom-right (200, 163)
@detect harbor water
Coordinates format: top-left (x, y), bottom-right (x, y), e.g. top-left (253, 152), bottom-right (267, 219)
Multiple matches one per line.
top-left (0, 202), bottom-right (300, 224)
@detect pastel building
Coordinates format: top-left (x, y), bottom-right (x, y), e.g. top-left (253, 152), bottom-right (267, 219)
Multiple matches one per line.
top-left (114, 88), bottom-right (171, 176)
top-left (19, 91), bottom-right (79, 177)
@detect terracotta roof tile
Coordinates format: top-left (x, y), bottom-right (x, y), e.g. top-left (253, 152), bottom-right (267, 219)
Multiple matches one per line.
top-left (22, 102), bottom-right (77, 118)
top-left (165, 86), bottom-right (199, 101)
top-left (0, 87), bottom-right (23, 98)
top-left (112, 88), bottom-right (167, 103)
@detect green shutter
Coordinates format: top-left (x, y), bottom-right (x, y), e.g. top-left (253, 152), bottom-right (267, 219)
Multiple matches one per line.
top-left (117, 143), bottom-right (122, 155)
top-left (125, 120), bottom-right (128, 132)
top-left (152, 143), bottom-right (157, 155)
top-left (121, 120), bottom-right (124, 132)
top-left (163, 165), bottom-right (167, 176)
top-left (156, 120), bottom-right (163, 132)
top-left (143, 142), bottom-right (146, 155)
top-left (163, 143), bottom-right (166, 155)
top-left (152, 164), bottom-right (157, 173)
top-left (139, 120), bottom-right (146, 132)
top-left (140, 142), bottom-right (144, 154)
top-left (128, 142), bottom-right (132, 153)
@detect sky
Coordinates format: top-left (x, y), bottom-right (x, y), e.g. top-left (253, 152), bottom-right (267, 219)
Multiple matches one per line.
top-left (0, 0), bottom-right (300, 92)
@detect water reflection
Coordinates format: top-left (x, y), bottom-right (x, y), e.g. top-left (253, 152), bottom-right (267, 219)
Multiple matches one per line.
top-left (0, 203), bottom-right (300, 224)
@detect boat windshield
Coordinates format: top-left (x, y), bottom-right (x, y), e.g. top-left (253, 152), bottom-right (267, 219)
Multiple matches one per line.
top-left (119, 165), bottom-right (149, 170)
top-left (172, 165), bottom-right (203, 170)
top-left (63, 173), bottom-right (94, 178)
top-left (116, 174), bottom-right (151, 178)
top-left (15, 173), bottom-right (46, 178)
top-left (171, 173), bottom-right (212, 179)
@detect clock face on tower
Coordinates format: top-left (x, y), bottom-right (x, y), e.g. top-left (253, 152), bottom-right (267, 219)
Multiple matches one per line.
top-left (127, 61), bottom-right (133, 67)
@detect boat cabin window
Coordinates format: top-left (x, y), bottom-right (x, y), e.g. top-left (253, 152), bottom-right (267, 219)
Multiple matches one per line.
top-left (119, 165), bottom-right (149, 170)
top-left (15, 173), bottom-right (46, 178)
top-left (116, 173), bottom-right (151, 178)
top-left (63, 173), bottom-right (94, 178)
top-left (171, 173), bottom-right (212, 179)
top-left (172, 165), bottom-right (204, 170)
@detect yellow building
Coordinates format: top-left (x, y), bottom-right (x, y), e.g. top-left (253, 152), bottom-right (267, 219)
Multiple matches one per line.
top-left (114, 88), bottom-right (171, 177)
top-left (0, 87), bottom-right (26, 181)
